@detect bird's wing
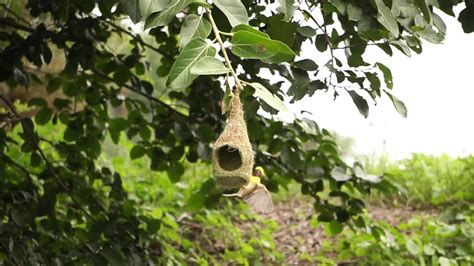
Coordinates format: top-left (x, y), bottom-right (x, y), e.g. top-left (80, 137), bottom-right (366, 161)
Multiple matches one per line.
top-left (243, 185), bottom-right (274, 214)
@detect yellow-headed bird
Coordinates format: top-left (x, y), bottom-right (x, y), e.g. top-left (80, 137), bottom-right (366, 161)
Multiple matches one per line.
top-left (223, 166), bottom-right (274, 214)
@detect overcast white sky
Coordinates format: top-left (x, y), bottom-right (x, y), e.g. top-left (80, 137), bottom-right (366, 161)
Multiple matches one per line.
top-left (293, 12), bottom-right (474, 159)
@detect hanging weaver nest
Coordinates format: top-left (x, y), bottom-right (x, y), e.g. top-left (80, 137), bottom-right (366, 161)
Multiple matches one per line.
top-left (212, 93), bottom-right (254, 189)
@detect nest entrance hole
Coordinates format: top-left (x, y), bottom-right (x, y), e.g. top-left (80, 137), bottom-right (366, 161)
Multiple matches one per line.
top-left (217, 145), bottom-right (243, 171)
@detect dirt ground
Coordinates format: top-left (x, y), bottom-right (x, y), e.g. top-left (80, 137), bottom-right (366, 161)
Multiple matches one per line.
top-left (238, 199), bottom-right (436, 265)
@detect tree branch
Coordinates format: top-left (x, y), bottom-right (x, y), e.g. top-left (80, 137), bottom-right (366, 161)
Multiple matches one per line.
top-left (333, 41), bottom-right (393, 50)
top-left (0, 17), bottom-right (34, 32)
top-left (206, 9), bottom-right (244, 94)
top-left (90, 68), bottom-right (187, 118)
top-left (300, 4), bottom-right (336, 87)
top-left (0, 153), bottom-right (34, 178)
top-left (98, 17), bottom-right (172, 58)
top-left (0, 3), bottom-right (31, 26)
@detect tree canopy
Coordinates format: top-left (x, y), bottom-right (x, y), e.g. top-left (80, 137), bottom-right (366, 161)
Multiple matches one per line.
top-left (0, 0), bottom-right (472, 263)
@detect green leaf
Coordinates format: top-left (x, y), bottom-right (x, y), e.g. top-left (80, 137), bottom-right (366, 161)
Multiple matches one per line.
top-left (167, 162), bottom-right (185, 182)
top-left (11, 208), bottom-right (27, 226)
top-left (139, 125), bottom-right (152, 140)
top-left (358, 16), bottom-right (388, 40)
top-left (297, 26), bottom-right (316, 37)
top-left (191, 0), bottom-right (212, 8)
top-left (376, 62), bottom-right (393, 89)
top-left (432, 13), bottom-right (447, 34)
top-left (266, 14), bottom-right (297, 47)
top-left (324, 221), bottom-right (344, 236)
top-left (309, 80), bottom-right (327, 93)
top-left (378, 42), bottom-right (393, 56)
top-left (231, 31), bottom-right (295, 63)
top-left (190, 56), bottom-right (229, 75)
top-left (187, 192), bottom-right (206, 211)
top-left (101, 247), bottom-right (127, 266)
top-left (221, 82), bottom-right (232, 115)
top-left (140, 0), bottom-right (170, 18)
top-left (318, 211), bottom-right (334, 222)
top-left (277, 0), bottom-right (294, 21)
top-left (414, 0), bottom-right (432, 24)
top-left (47, 78), bottom-right (62, 93)
top-left (391, 40), bottom-right (411, 57)
top-left (30, 152), bottom-right (42, 167)
top-left (348, 54), bottom-right (369, 67)
top-left (406, 239), bottom-right (419, 255)
top-left (35, 108), bottom-right (53, 125)
top-left (365, 72), bottom-right (381, 93)
top-left (438, 257), bottom-right (450, 266)
top-left (109, 118), bottom-right (129, 143)
top-left (232, 24), bottom-right (270, 38)
top-left (246, 82), bottom-right (289, 113)
top-left (119, 0), bottom-right (141, 23)
top-left (330, 167), bottom-right (351, 181)
top-left (28, 97), bottom-right (48, 108)
top-left (331, 0), bottom-right (347, 15)
top-left (280, 142), bottom-right (303, 169)
top-left (423, 245), bottom-right (435, 256)
top-left (130, 145), bottom-right (146, 159)
top-left (458, 7), bottom-right (474, 33)
top-left (384, 91), bottom-right (407, 118)
top-left (294, 59), bottom-right (318, 71)
top-left (166, 38), bottom-right (216, 88)
top-left (315, 34), bottom-right (328, 52)
top-left (347, 90), bottom-right (369, 118)
top-left (179, 14), bottom-right (212, 48)
top-left (144, 0), bottom-right (191, 29)
top-left (213, 0), bottom-right (248, 27)
top-left (417, 27), bottom-right (444, 44)
top-left (375, 0), bottom-right (399, 38)
top-left (287, 68), bottom-right (310, 101)
top-left (347, 3), bottom-right (362, 21)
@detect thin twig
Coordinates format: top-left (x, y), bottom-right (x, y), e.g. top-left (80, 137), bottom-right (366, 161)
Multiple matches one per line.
top-left (0, 17), bottom-right (34, 32)
top-left (0, 4), bottom-right (31, 27)
top-left (0, 3), bottom-right (31, 26)
top-left (90, 68), bottom-right (187, 118)
top-left (300, 3), bottom-right (337, 88)
top-left (333, 41), bottom-right (392, 50)
top-left (39, 136), bottom-right (55, 147)
top-left (206, 9), bottom-right (244, 94)
top-left (0, 153), bottom-right (33, 177)
top-left (219, 31), bottom-right (233, 37)
top-left (98, 17), bottom-right (171, 58)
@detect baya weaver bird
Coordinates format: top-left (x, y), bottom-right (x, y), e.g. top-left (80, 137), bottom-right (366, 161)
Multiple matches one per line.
top-left (223, 166), bottom-right (274, 214)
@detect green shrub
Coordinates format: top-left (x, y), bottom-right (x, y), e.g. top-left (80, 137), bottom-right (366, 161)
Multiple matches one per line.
top-left (363, 154), bottom-right (474, 207)
top-left (317, 204), bottom-right (474, 265)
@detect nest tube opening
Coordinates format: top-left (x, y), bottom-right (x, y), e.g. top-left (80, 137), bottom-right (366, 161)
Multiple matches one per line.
top-left (217, 145), bottom-right (243, 171)
top-left (212, 94), bottom-right (254, 189)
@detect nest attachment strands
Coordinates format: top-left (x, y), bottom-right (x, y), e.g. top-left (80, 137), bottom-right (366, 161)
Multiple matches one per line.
top-left (212, 94), bottom-right (254, 189)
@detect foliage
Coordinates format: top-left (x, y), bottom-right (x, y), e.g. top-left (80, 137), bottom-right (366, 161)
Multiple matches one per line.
top-left (363, 154), bottom-right (474, 207)
top-left (316, 204), bottom-right (474, 265)
top-left (0, 0), bottom-right (473, 263)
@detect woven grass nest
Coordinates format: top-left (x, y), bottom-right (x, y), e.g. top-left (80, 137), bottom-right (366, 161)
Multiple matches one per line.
top-left (212, 93), bottom-right (254, 189)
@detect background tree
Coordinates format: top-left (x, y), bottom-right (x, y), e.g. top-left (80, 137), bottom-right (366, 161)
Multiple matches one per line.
top-left (0, 0), bottom-right (472, 263)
